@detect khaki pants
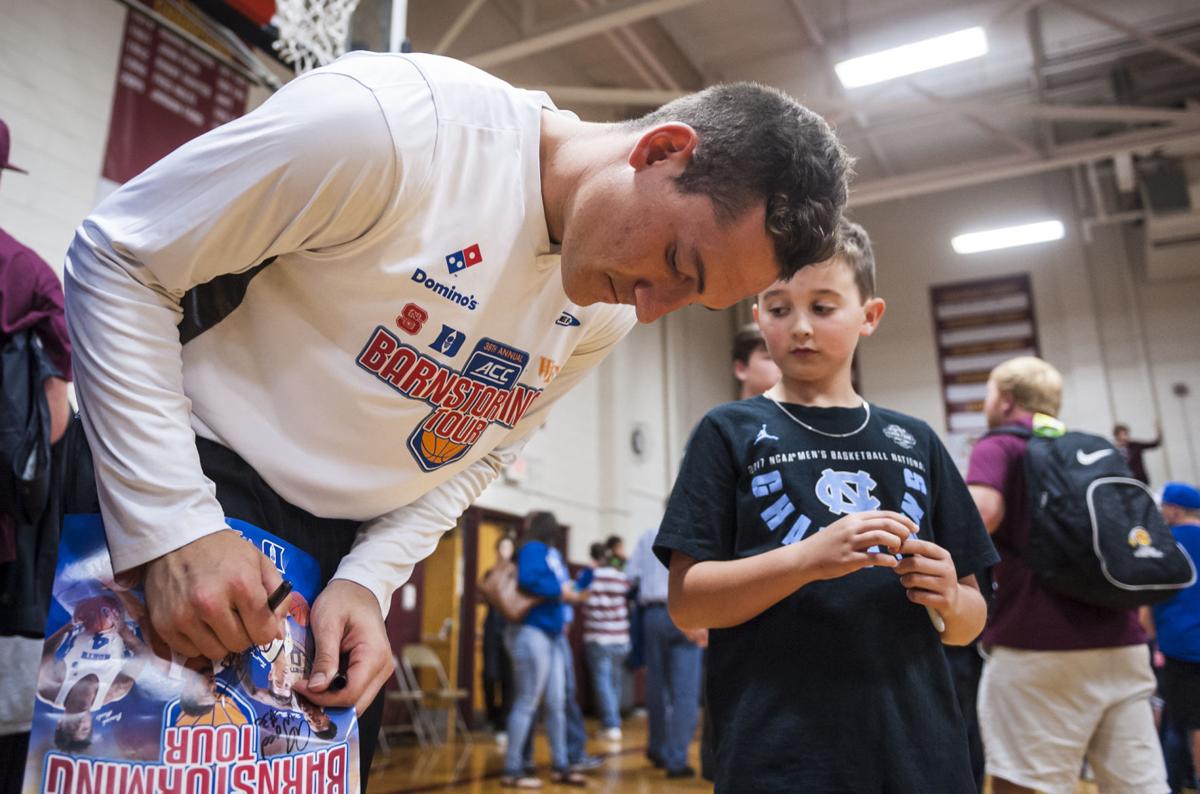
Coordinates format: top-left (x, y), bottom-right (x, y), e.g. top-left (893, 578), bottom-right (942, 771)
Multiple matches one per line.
top-left (979, 645), bottom-right (1168, 794)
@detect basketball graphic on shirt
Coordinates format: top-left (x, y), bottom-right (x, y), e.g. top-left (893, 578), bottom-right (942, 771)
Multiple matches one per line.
top-left (419, 430), bottom-right (467, 466)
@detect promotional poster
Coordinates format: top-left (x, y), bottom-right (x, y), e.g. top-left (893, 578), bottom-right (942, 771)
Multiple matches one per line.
top-left (23, 514), bottom-right (359, 794)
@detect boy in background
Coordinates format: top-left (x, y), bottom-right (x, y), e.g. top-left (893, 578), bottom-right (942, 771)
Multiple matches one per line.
top-left (655, 220), bottom-right (997, 792)
top-left (731, 322), bottom-right (781, 400)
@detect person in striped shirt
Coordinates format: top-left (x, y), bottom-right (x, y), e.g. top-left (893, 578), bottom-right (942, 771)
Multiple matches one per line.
top-left (578, 542), bottom-right (631, 742)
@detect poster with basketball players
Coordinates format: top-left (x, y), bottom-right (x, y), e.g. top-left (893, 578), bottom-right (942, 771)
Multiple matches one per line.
top-left (23, 514), bottom-right (359, 794)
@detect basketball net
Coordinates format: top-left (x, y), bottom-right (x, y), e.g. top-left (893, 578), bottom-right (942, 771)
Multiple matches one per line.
top-left (272, 0), bottom-right (361, 74)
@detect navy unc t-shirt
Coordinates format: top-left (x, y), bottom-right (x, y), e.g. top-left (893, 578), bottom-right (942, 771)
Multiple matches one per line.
top-left (655, 396), bottom-right (998, 793)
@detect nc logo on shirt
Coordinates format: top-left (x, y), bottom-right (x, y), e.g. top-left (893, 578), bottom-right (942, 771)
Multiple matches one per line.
top-left (465, 338), bottom-right (529, 390)
top-left (446, 243), bottom-right (483, 275)
top-left (815, 468), bottom-right (881, 515)
top-left (555, 312), bottom-right (581, 327)
top-left (430, 324), bottom-right (466, 357)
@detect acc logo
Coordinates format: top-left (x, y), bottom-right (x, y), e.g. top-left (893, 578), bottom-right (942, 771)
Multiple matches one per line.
top-left (883, 424), bottom-right (916, 450)
top-left (555, 312), bottom-right (581, 327)
top-left (396, 303), bottom-right (429, 335)
top-left (446, 243), bottom-right (483, 275)
top-left (430, 324), bottom-right (466, 357)
top-left (465, 338), bottom-right (529, 390)
top-left (538, 357), bottom-right (560, 384)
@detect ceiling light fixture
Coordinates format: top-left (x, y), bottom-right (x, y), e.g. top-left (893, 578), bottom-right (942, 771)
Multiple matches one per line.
top-left (951, 220), bottom-right (1065, 254)
top-left (835, 27), bottom-right (988, 89)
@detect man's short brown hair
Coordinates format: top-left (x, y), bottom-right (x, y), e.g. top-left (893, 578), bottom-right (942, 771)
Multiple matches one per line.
top-left (732, 322), bottom-right (766, 364)
top-left (989, 356), bottom-right (1063, 417)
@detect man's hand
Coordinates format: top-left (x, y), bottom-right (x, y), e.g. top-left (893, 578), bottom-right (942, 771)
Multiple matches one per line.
top-left (894, 538), bottom-right (959, 616)
top-left (143, 530), bottom-right (285, 660)
top-left (801, 510), bottom-right (916, 581)
top-left (682, 627), bottom-right (709, 648)
top-left (295, 580), bottom-right (394, 715)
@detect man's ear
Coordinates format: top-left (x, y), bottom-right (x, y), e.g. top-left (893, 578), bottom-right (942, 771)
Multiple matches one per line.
top-left (1000, 391), bottom-right (1017, 416)
top-left (733, 359), bottom-right (748, 383)
top-left (629, 123), bottom-right (698, 171)
top-left (859, 297), bottom-right (886, 337)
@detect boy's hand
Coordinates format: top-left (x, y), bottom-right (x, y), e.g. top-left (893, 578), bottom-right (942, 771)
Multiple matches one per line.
top-left (801, 511), bottom-right (916, 581)
top-left (894, 538), bottom-right (959, 615)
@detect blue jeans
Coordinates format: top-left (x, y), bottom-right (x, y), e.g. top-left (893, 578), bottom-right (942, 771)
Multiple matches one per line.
top-left (524, 633), bottom-right (589, 766)
top-left (560, 634), bottom-right (589, 762)
top-left (643, 603), bottom-right (702, 772)
top-left (504, 624), bottom-right (567, 775)
top-left (585, 641), bottom-right (630, 729)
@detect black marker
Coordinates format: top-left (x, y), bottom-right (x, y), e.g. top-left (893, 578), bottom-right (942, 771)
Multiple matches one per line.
top-left (329, 653), bottom-right (349, 691)
top-left (267, 580), bottom-right (293, 612)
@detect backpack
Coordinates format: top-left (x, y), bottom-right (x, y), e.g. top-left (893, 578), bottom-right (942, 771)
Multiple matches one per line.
top-left (989, 422), bottom-right (1196, 609)
top-left (0, 330), bottom-right (63, 636)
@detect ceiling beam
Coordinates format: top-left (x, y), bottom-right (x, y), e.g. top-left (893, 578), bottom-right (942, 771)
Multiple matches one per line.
top-left (615, 22), bottom-right (682, 90)
top-left (536, 85), bottom-right (683, 106)
top-left (533, 82), bottom-right (1199, 134)
top-left (829, 97), bottom-right (1199, 126)
top-left (987, 0), bottom-right (1052, 28)
top-left (435, 0), bottom-right (490, 54)
top-left (573, 0), bottom-right (662, 89)
top-left (907, 82), bottom-right (1040, 158)
top-left (788, 0), bottom-right (825, 48)
top-left (466, 0), bottom-right (710, 69)
top-left (850, 123), bottom-right (1200, 207)
top-left (1026, 6), bottom-right (1055, 155)
top-left (1053, 0), bottom-right (1200, 71)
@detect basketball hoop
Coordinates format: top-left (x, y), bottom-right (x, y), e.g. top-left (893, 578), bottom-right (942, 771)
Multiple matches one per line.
top-left (271, 0), bottom-right (361, 74)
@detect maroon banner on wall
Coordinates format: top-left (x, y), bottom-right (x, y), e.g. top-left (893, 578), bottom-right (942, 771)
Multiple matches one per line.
top-left (102, 6), bottom-right (249, 185)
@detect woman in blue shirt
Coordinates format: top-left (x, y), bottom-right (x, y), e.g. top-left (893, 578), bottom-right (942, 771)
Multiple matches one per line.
top-left (502, 512), bottom-right (588, 789)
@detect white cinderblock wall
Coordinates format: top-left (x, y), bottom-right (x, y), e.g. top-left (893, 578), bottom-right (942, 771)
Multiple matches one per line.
top-left (0, 0), bottom-right (125, 274)
top-left (853, 171), bottom-right (1200, 486)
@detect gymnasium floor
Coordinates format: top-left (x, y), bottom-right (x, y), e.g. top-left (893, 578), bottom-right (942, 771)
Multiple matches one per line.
top-left (366, 714), bottom-right (1101, 794)
top-left (368, 714), bottom-right (709, 793)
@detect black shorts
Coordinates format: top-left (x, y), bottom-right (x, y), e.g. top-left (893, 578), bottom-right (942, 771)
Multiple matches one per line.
top-left (1162, 655), bottom-right (1200, 731)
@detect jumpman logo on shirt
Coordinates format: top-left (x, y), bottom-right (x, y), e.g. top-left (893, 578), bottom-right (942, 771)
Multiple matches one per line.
top-left (755, 424), bottom-right (779, 444)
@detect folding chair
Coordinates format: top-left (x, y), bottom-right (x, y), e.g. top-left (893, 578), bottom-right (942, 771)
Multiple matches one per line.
top-left (401, 643), bottom-right (473, 745)
top-left (378, 653), bottom-right (435, 752)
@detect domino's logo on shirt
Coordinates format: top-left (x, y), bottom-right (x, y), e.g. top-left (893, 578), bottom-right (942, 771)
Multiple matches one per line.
top-left (446, 243), bottom-right (483, 275)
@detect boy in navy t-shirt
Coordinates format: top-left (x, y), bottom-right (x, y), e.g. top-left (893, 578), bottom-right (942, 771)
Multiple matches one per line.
top-left (654, 220), bottom-right (998, 793)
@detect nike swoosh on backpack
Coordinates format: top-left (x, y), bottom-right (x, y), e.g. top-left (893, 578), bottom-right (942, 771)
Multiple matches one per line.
top-left (1076, 448), bottom-right (1115, 465)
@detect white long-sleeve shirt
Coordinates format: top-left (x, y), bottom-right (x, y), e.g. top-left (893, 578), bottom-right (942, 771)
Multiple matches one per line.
top-left (65, 52), bottom-right (636, 611)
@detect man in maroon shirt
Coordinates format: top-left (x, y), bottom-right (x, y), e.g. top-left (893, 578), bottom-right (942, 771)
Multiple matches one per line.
top-left (0, 117), bottom-right (73, 794)
top-left (1114, 421), bottom-right (1163, 486)
top-left (967, 355), bottom-right (1167, 794)
top-left (0, 121), bottom-right (71, 442)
